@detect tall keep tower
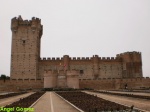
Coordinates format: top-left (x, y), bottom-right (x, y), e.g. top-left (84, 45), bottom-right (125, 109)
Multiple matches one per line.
top-left (10, 16), bottom-right (43, 79)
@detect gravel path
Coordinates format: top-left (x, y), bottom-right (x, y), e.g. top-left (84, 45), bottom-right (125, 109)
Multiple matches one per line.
top-left (0, 92), bottom-right (34, 106)
top-left (32, 92), bottom-right (51, 112)
top-left (33, 92), bottom-right (80, 112)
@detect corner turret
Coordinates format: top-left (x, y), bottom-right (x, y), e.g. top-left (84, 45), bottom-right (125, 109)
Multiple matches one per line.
top-left (117, 51), bottom-right (142, 78)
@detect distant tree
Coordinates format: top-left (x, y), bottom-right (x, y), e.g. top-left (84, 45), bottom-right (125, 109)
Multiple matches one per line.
top-left (0, 74), bottom-right (6, 82)
top-left (6, 76), bottom-right (10, 79)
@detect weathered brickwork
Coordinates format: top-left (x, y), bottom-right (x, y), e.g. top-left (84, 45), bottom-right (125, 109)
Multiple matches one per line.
top-left (0, 78), bottom-right (150, 92)
top-left (7, 16), bottom-right (147, 91)
top-left (10, 16), bottom-right (143, 80)
top-left (43, 70), bottom-right (79, 88)
top-left (11, 16), bottom-right (42, 79)
top-left (79, 77), bottom-right (150, 90)
top-left (39, 52), bottom-right (142, 80)
top-left (0, 79), bottom-right (43, 92)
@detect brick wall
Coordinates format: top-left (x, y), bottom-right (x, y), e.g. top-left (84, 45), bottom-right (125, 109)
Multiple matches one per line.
top-left (0, 78), bottom-right (149, 92)
top-left (79, 77), bottom-right (150, 90)
top-left (0, 79), bottom-right (43, 92)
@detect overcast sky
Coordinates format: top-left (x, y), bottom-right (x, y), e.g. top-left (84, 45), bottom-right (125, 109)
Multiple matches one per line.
top-left (0, 0), bottom-right (150, 77)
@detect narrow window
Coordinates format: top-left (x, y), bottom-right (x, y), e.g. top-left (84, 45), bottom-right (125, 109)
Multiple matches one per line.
top-left (23, 40), bottom-right (25, 44)
top-left (80, 70), bottom-right (84, 74)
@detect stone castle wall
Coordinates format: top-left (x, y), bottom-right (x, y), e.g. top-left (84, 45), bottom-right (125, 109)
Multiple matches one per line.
top-left (43, 70), bottom-right (79, 89)
top-left (79, 77), bottom-right (150, 90)
top-left (0, 79), bottom-right (43, 92)
top-left (10, 16), bottom-right (143, 80)
top-left (39, 51), bottom-right (142, 80)
top-left (0, 78), bottom-right (149, 92)
top-left (2, 15), bottom-right (145, 92)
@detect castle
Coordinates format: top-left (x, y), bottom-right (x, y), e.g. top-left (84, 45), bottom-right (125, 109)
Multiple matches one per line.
top-left (10, 16), bottom-right (143, 89)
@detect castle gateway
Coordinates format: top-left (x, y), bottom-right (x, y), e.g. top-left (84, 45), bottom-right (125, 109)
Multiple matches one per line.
top-left (10, 16), bottom-right (143, 88)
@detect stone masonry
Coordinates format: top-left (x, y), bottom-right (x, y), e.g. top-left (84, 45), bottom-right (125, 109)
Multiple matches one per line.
top-left (10, 16), bottom-right (143, 81)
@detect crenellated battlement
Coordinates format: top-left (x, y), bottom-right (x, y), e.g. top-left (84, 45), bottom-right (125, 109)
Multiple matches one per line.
top-left (40, 56), bottom-right (122, 61)
top-left (40, 57), bottom-right (62, 61)
top-left (40, 57), bottom-right (91, 61)
top-left (11, 15), bottom-right (42, 32)
top-left (100, 57), bottom-right (121, 61)
top-left (116, 51), bottom-right (141, 57)
top-left (9, 16), bottom-right (143, 87)
top-left (11, 16), bottom-right (41, 25)
top-left (116, 51), bottom-right (142, 63)
top-left (71, 57), bottom-right (91, 60)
